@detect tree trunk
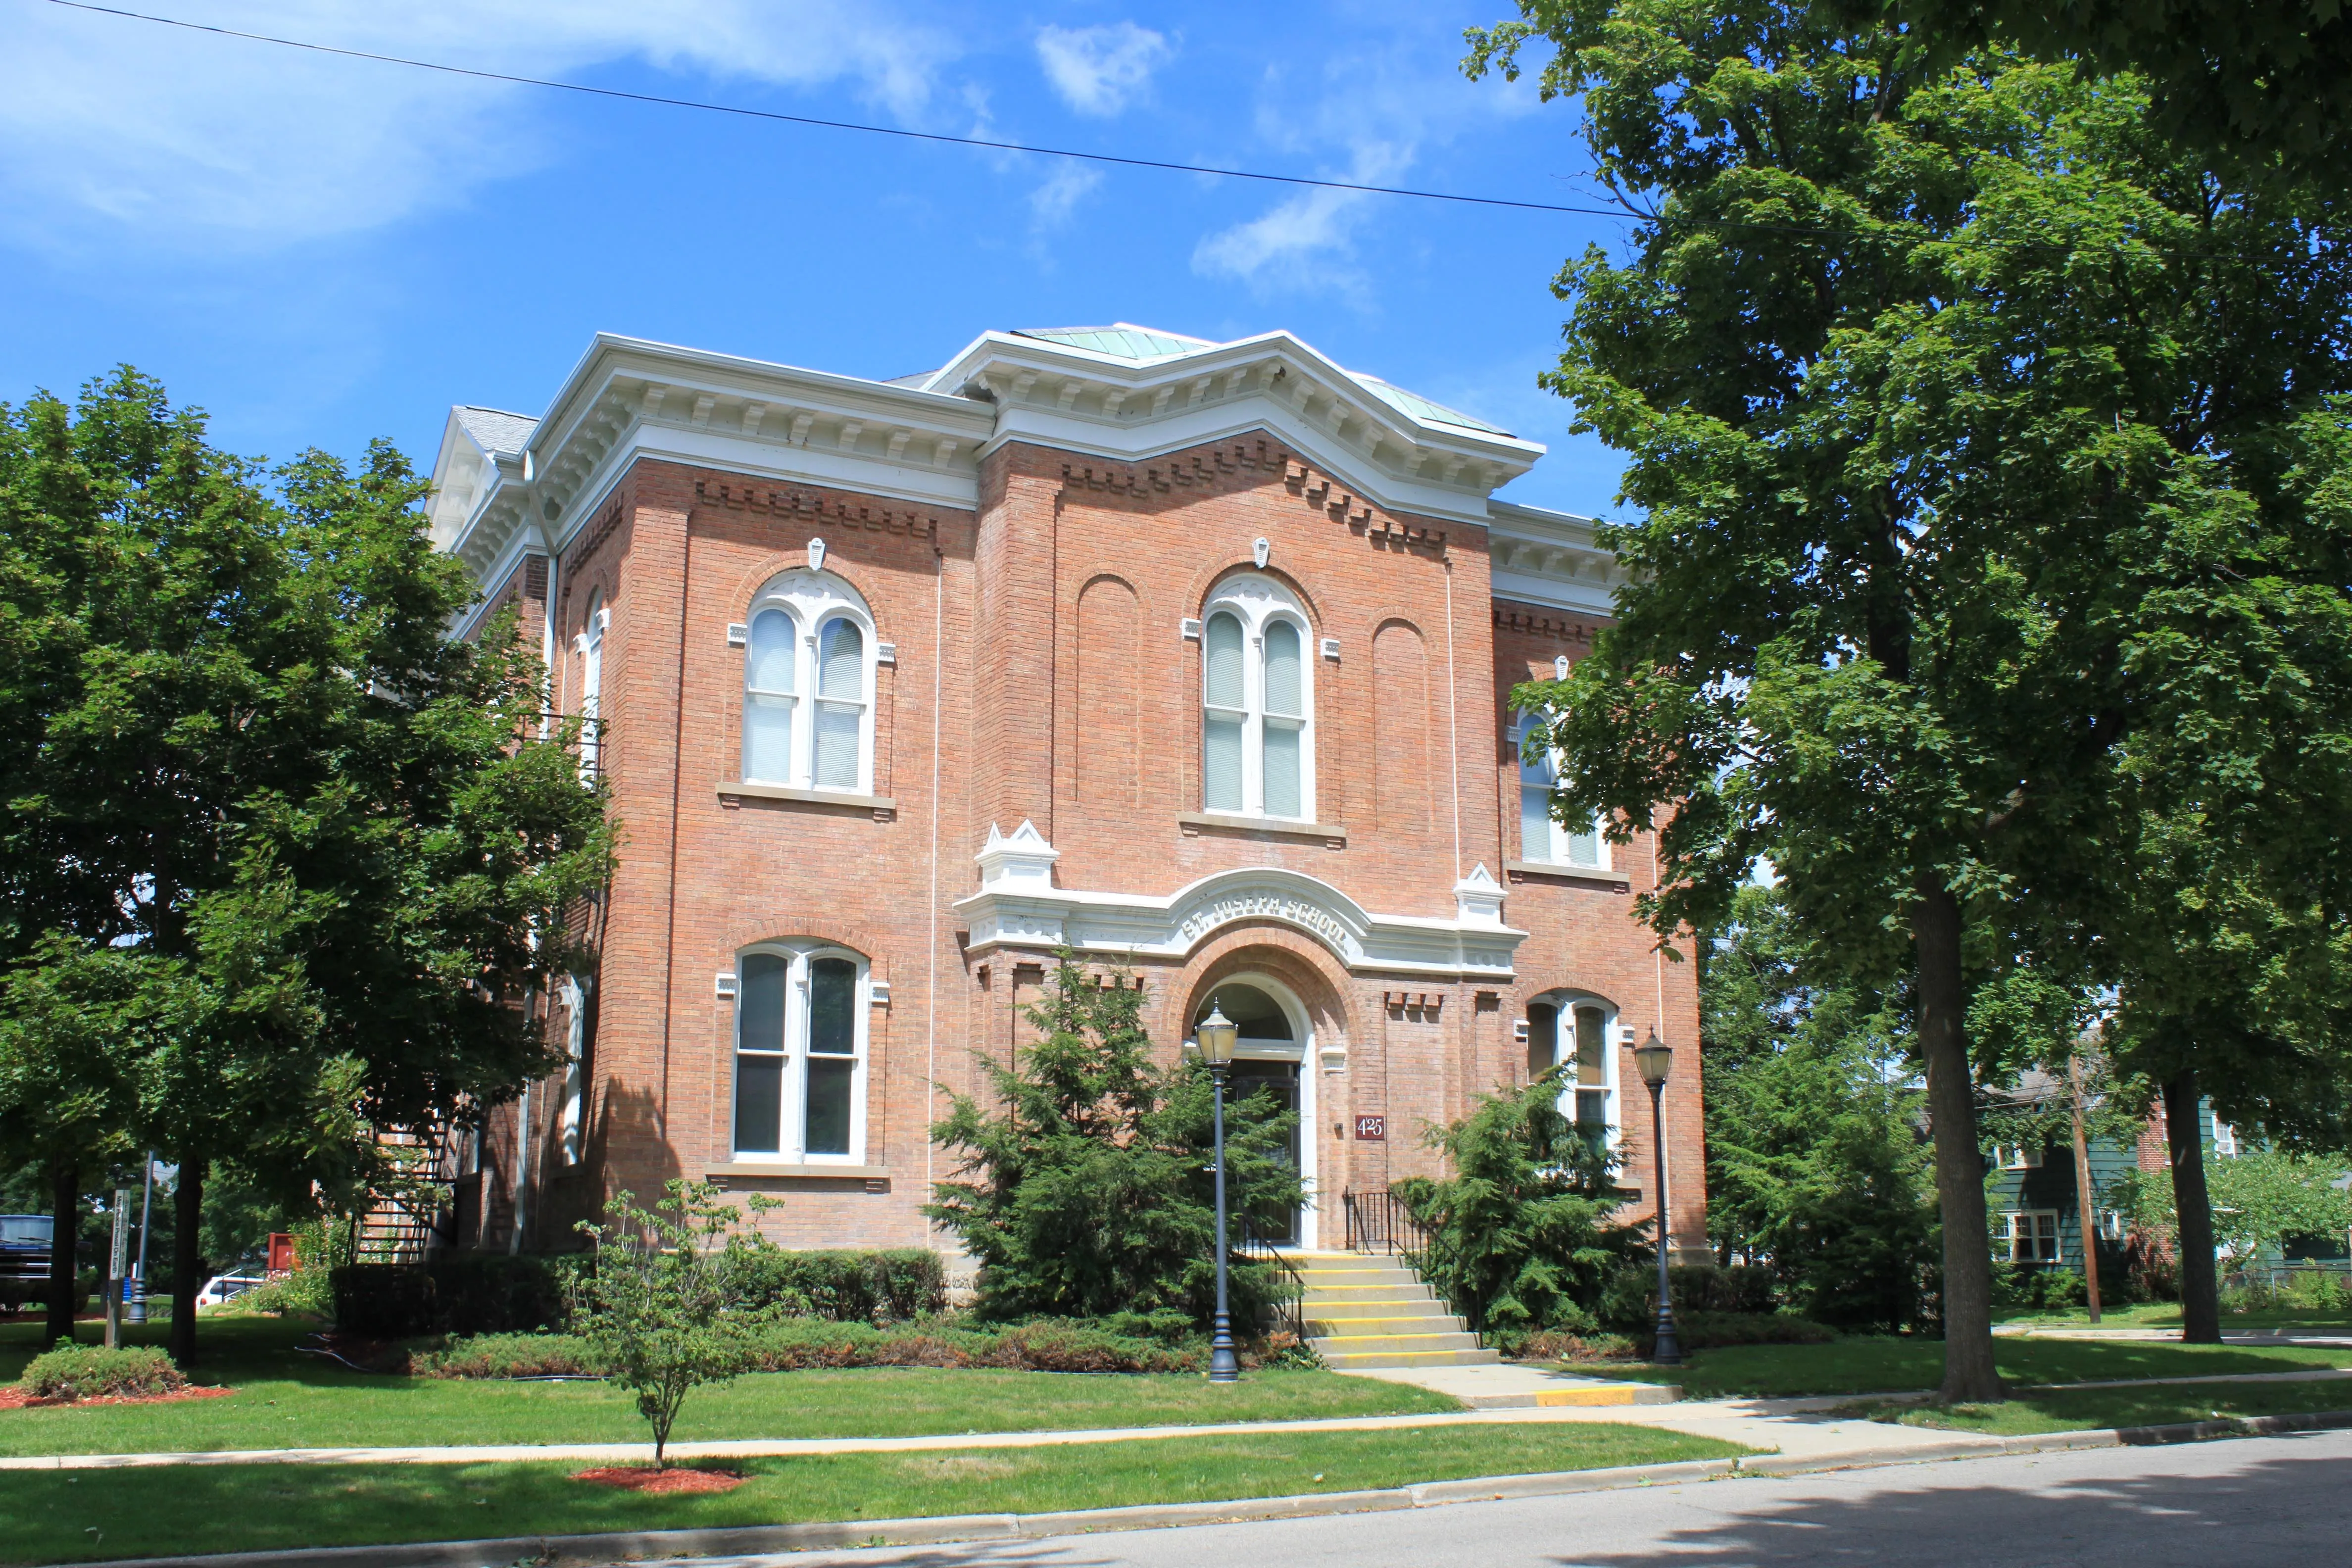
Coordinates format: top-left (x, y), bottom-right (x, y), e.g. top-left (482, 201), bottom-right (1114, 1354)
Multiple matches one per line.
top-left (45, 1163), bottom-right (78, 1348)
top-left (2162, 1072), bottom-right (2221, 1343)
top-left (1914, 877), bottom-right (2003, 1403)
top-left (167, 1159), bottom-right (204, 1366)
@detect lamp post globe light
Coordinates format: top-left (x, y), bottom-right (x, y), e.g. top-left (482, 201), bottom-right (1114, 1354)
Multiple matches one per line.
top-left (1195, 1001), bottom-right (1241, 1384)
top-left (1633, 1030), bottom-right (1683, 1368)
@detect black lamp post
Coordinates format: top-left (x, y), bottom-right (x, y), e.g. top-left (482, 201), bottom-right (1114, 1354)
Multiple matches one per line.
top-left (1197, 1001), bottom-right (1241, 1383)
top-left (1633, 1029), bottom-right (1682, 1367)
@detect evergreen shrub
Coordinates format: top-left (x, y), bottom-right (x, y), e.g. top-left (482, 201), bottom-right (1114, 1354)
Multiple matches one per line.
top-left (723, 1248), bottom-right (945, 1322)
top-left (1987, 1264), bottom-right (2089, 1312)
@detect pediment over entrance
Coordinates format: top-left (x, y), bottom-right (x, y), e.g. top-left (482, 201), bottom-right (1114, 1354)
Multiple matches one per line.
top-left (955, 845), bottom-right (1525, 980)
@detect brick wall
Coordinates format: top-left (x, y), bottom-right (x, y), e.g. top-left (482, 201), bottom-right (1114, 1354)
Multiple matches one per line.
top-left (521, 430), bottom-right (1703, 1257)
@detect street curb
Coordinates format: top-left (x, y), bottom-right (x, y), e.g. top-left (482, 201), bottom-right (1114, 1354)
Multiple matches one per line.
top-left (56, 1412), bottom-right (2352, 1568)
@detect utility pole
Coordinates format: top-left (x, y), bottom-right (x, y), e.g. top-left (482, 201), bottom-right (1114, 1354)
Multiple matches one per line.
top-left (2069, 1054), bottom-right (2104, 1325)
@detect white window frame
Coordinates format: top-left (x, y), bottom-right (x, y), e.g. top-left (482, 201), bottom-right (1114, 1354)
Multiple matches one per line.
top-left (1199, 574), bottom-right (1316, 821)
top-left (2212, 1120), bottom-right (2239, 1158)
top-left (1996, 1209), bottom-right (2062, 1264)
top-left (557, 975), bottom-right (589, 1167)
top-left (739, 570), bottom-right (878, 794)
top-left (575, 593), bottom-right (607, 781)
top-left (1999, 1143), bottom-right (2046, 1171)
top-left (729, 943), bottom-right (871, 1165)
top-left (1526, 991), bottom-right (1621, 1154)
top-left (1515, 713), bottom-right (1607, 869)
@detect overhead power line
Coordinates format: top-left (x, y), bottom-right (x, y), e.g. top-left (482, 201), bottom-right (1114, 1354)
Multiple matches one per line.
top-left (36, 0), bottom-right (1629, 220)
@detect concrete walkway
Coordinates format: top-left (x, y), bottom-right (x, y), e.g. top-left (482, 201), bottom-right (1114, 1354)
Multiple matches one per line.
top-left (1342, 1361), bottom-right (1678, 1408)
top-left (1993, 1323), bottom-right (2352, 1346)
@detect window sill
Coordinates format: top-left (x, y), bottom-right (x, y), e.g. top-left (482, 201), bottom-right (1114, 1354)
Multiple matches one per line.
top-left (1179, 812), bottom-right (1347, 846)
top-left (719, 782), bottom-right (895, 818)
top-left (1505, 859), bottom-right (1629, 887)
top-left (705, 1161), bottom-right (889, 1182)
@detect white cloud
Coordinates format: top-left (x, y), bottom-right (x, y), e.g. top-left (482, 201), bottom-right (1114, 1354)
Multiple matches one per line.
top-left (1034, 22), bottom-right (1171, 118)
top-left (0, 1), bottom-right (960, 250)
top-left (1028, 161), bottom-right (1104, 230)
top-left (1190, 141), bottom-right (1410, 303)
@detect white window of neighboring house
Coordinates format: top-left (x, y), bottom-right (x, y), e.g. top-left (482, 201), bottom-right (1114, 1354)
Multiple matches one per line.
top-left (731, 945), bottom-right (870, 1164)
top-left (1201, 574), bottom-right (1315, 821)
top-left (557, 976), bottom-right (589, 1167)
top-left (740, 571), bottom-right (877, 793)
top-left (576, 590), bottom-right (606, 779)
top-left (2212, 1121), bottom-right (2239, 1158)
top-left (1516, 714), bottom-right (1606, 868)
top-left (2001, 1144), bottom-right (2046, 1171)
top-left (1996, 1210), bottom-right (2062, 1263)
top-left (2099, 1209), bottom-right (2127, 1243)
top-left (1525, 993), bottom-right (1619, 1151)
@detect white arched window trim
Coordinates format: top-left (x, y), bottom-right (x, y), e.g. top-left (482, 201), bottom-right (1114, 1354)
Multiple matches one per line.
top-left (1201, 574), bottom-right (1316, 822)
top-left (1516, 712), bottom-right (1607, 869)
top-left (730, 942), bottom-right (871, 1165)
top-left (556, 975), bottom-right (589, 1167)
top-left (1525, 990), bottom-right (1622, 1155)
top-left (574, 592), bottom-right (607, 781)
top-left (740, 570), bottom-right (878, 794)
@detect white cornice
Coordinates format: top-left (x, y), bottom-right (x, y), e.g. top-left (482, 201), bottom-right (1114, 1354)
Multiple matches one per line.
top-left (1486, 500), bottom-right (1624, 618)
top-left (430, 332), bottom-right (1624, 612)
top-left (954, 852), bottom-right (1527, 981)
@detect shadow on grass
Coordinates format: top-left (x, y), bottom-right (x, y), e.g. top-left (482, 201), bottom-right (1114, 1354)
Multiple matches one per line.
top-left (1601, 1336), bottom-right (2352, 1399)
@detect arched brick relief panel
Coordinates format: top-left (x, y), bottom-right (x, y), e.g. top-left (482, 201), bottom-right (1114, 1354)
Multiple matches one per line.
top-left (1074, 574), bottom-right (1141, 809)
top-left (1372, 618), bottom-right (1432, 834)
top-left (715, 915), bottom-right (890, 975)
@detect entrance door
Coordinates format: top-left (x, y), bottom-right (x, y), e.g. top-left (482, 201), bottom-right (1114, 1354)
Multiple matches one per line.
top-left (1196, 982), bottom-right (1305, 1245)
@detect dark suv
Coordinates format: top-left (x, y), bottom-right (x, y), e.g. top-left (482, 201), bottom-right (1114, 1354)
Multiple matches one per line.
top-left (1, 1214), bottom-right (53, 1283)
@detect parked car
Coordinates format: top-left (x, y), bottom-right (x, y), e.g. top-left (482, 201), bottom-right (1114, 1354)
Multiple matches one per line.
top-left (0, 1214), bottom-right (53, 1283)
top-left (196, 1273), bottom-right (266, 1309)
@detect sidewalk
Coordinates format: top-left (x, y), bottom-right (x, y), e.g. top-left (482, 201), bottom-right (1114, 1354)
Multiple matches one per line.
top-left (1992, 1324), bottom-right (2352, 1346)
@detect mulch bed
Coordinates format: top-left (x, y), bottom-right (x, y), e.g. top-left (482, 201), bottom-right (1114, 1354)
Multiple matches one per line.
top-left (572, 1465), bottom-right (748, 1494)
top-left (0, 1385), bottom-right (234, 1412)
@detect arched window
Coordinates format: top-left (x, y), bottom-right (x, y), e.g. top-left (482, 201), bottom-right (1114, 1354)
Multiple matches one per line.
top-left (1516, 713), bottom-right (1605, 868)
top-left (740, 571), bottom-right (876, 793)
top-left (732, 944), bottom-right (870, 1163)
top-left (1201, 575), bottom-right (1315, 820)
top-left (576, 589), bottom-right (606, 779)
top-left (1525, 992), bottom-right (1618, 1149)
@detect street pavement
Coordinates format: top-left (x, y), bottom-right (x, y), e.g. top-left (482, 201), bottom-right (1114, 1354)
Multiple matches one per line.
top-left (627, 1429), bottom-right (2352, 1568)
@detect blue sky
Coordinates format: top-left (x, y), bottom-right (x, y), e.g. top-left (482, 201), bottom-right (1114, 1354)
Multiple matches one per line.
top-left (0, 1), bottom-right (1637, 515)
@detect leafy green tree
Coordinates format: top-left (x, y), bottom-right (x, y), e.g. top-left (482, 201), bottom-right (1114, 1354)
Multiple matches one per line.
top-left (0, 370), bottom-right (613, 1361)
top-left (1465, 7), bottom-right (2352, 1397)
top-left (1393, 1073), bottom-right (1641, 1347)
top-left (2115, 1147), bottom-right (2352, 1267)
top-left (1852, 0), bottom-right (2352, 178)
top-left (1699, 887), bottom-right (1939, 1331)
top-left (571, 1181), bottom-right (780, 1468)
top-left (926, 955), bottom-right (1302, 1329)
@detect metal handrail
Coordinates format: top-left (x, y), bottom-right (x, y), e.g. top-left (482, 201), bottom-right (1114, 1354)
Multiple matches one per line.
top-left (1235, 1218), bottom-right (1306, 1340)
top-left (1341, 1187), bottom-right (1432, 1257)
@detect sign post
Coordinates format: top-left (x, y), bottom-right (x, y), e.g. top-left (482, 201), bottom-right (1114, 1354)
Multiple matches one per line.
top-left (104, 1178), bottom-right (132, 1350)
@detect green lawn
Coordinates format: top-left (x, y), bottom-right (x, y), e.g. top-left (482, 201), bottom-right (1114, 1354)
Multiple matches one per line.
top-left (1593, 1336), bottom-right (2352, 1399)
top-left (1992, 1301), bottom-right (2352, 1332)
top-left (0, 1422), bottom-right (1749, 1566)
top-left (0, 1318), bottom-right (1457, 1458)
top-left (1864, 1376), bottom-right (2352, 1436)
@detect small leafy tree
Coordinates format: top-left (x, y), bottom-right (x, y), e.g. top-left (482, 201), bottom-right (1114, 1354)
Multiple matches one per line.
top-left (1393, 1074), bottom-right (1641, 1348)
top-left (2113, 1149), bottom-right (2352, 1268)
top-left (926, 954), bottom-right (1302, 1330)
top-left (571, 1180), bottom-right (776, 1467)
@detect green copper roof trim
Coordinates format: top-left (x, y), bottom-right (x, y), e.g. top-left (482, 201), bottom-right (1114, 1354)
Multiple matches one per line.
top-left (1014, 326), bottom-right (1213, 360)
top-left (1351, 376), bottom-right (1511, 436)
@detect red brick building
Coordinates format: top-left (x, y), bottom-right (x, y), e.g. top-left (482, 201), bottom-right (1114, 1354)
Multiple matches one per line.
top-left (426, 324), bottom-right (1705, 1267)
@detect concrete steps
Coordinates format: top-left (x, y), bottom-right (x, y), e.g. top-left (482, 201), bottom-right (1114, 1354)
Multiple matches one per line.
top-left (1295, 1252), bottom-right (1500, 1370)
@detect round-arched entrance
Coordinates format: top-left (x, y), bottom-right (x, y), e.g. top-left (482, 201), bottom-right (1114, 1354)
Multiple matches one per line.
top-left (1191, 975), bottom-right (1316, 1249)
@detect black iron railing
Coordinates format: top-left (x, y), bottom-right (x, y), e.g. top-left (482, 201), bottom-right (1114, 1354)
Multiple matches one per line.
top-left (1235, 1218), bottom-right (1306, 1340)
top-left (1342, 1187), bottom-right (1433, 1257)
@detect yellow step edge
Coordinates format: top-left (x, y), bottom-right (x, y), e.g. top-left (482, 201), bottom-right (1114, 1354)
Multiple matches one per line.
top-left (1533, 1387), bottom-right (1657, 1407)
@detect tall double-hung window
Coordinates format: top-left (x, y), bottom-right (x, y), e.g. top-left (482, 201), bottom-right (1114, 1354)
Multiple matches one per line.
top-left (741, 571), bottom-right (876, 793)
top-left (1202, 575), bottom-right (1314, 820)
top-left (1516, 714), bottom-right (1606, 869)
top-left (1525, 994), bottom-right (1618, 1148)
top-left (576, 590), bottom-right (606, 779)
top-left (732, 945), bottom-right (869, 1163)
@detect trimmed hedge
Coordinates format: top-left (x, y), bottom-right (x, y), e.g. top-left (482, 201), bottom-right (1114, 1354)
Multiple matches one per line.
top-left (17, 1345), bottom-right (188, 1400)
top-left (413, 1317), bottom-right (1276, 1378)
top-left (331, 1255), bottom-right (573, 1339)
top-left (1670, 1310), bottom-right (1837, 1349)
top-left (725, 1248), bottom-right (946, 1323)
